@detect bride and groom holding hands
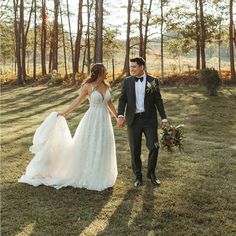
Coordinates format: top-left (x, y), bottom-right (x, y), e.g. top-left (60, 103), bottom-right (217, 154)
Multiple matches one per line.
top-left (18, 57), bottom-right (168, 191)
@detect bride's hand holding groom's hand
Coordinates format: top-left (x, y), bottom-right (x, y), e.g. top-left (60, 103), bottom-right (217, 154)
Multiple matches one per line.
top-left (116, 117), bottom-right (125, 128)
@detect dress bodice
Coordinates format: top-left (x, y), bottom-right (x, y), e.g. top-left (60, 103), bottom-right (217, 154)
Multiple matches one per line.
top-left (88, 88), bottom-right (111, 107)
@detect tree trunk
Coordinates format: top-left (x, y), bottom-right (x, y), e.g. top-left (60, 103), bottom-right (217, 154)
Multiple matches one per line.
top-left (123, 0), bottom-right (132, 76)
top-left (82, 48), bottom-right (86, 74)
top-left (94, 0), bottom-right (103, 63)
top-left (229, 0), bottom-right (235, 80)
top-left (33, 0), bottom-right (37, 80)
top-left (27, 51), bottom-right (30, 74)
top-left (51, 0), bottom-right (59, 71)
top-left (41, 0), bottom-right (47, 77)
top-left (48, 41), bottom-right (52, 72)
top-left (13, 0), bottom-right (23, 85)
top-left (143, 0), bottom-right (153, 62)
top-left (139, 0), bottom-right (144, 58)
top-left (74, 0), bottom-right (83, 73)
top-left (86, 0), bottom-right (93, 73)
top-left (66, 0), bottom-right (75, 81)
top-left (160, 0), bottom-right (164, 79)
top-left (195, 0), bottom-right (200, 70)
top-left (234, 26), bottom-right (236, 46)
top-left (25, 0), bottom-right (34, 65)
top-left (20, 0), bottom-right (26, 80)
top-left (112, 57), bottom-right (115, 81)
top-left (218, 22), bottom-right (222, 75)
top-left (199, 0), bottom-right (206, 69)
top-left (59, 3), bottom-right (68, 79)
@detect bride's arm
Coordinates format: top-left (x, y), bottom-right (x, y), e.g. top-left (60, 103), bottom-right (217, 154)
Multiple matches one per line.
top-left (108, 99), bottom-right (118, 120)
top-left (59, 84), bottom-right (89, 117)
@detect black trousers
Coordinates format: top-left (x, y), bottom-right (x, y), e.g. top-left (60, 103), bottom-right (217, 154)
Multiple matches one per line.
top-left (127, 113), bottom-right (159, 180)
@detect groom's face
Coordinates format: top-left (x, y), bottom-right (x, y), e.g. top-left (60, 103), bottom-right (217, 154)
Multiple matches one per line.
top-left (130, 62), bottom-right (144, 77)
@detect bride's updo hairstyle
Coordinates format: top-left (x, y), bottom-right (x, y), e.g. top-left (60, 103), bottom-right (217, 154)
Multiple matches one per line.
top-left (83, 63), bottom-right (110, 87)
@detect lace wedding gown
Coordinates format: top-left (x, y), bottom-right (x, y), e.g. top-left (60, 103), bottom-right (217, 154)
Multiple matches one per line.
top-left (18, 88), bottom-right (117, 191)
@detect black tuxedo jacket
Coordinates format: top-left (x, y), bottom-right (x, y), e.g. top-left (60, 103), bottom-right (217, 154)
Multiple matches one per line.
top-left (118, 74), bottom-right (167, 127)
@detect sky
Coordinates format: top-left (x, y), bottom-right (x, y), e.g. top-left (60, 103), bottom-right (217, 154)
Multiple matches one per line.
top-left (63, 0), bottom-right (130, 39)
top-left (62, 0), bottom-right (183, 39)
top-left (62, 0), bottom-right (236, 40)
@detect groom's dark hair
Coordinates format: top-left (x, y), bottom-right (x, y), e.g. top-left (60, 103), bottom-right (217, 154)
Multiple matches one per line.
top-left (130, 57), bottom-right (145, 67)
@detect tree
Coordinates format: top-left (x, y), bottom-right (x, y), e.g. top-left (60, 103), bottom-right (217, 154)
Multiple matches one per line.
top-left (13, 0), bottom-right (23, 84)
top-left (199, 0), bottom-right (206, 69)
top-left (123, 0), bottom-right (132, 76)
top-left (33, 0), bottom-right (37, 80)
top-left (66, 0), bottom-right (75, 81)
top-left (139, 0), bottom-right (144, 58)
top-left (94, 0), bottom-right (103, 63)
top-left (51, 0), bottom-right (59, 72)
top-left (160, 0), bottom-right (164, 79)
top-left (229, 0), bottom-right (235, 80)
top-left (143, 0), bottom-right (153, 62)
top-left (41, 0), bottom-right (47, 77)
top-left (19, 0), bottom-right (26, 78)
top-left (59, 2), bottom-right (68, 79)
top-left (86, 0), bottom-right (94, 73)
top-left (74, 0), bottom-right (83, 73)
top-left (195, 0), bottom-right (200, 69)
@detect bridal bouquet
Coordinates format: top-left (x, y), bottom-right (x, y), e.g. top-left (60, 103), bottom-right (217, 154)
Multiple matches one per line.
top-left (160, 124), bottom-right (184, 152)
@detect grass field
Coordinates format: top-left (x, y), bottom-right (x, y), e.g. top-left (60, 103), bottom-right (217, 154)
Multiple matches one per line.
top-left (1, 84), bottom-right (236, 235)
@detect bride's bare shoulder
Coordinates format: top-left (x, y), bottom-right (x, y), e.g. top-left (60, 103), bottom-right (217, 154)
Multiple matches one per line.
top-left (80, 82), bottom-right (93, 95)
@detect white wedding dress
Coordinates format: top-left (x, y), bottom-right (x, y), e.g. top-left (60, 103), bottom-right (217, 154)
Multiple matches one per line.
top-left (18, 88), bottom-right (117, 191)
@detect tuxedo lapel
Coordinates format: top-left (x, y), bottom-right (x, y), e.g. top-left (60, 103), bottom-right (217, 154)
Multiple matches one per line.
top-left (144, 75), bottom-right (151, 108)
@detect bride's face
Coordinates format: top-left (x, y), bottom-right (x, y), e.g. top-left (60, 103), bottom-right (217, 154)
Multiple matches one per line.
top-left (100, 69), bottom-right (108, 81)
top-left (104, 69), bottom-right (108, 80)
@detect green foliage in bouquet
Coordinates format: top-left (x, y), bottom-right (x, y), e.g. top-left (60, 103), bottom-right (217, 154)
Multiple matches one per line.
top-left (160, 124), bottom-right (184, 152)
top-left (200, 68), bottom-right (221, 96)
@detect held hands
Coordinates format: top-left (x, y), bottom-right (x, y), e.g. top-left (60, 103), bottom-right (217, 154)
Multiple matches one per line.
top-left (116, 117), bottom-right (126, 128)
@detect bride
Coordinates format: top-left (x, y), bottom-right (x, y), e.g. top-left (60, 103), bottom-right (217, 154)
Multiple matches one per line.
top-left (18, 63), bottom-right (118, 191)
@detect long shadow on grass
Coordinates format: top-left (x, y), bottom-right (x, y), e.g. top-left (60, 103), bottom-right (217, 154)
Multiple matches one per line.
top-left (1, 183), bottom-right (113, 235)
top-left (1, 86), bottom-right (47, 102)
top-left (97, 185), bottom-right (156, 236)
top-left (1, 96), bottom-right (89, 126)
top-left (1, 94), bottom-right (78, 122)
top-left (96, 188), bottom-right (140, 235)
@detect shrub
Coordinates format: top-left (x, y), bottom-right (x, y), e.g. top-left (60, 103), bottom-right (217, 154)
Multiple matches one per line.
top-left (200, 68), bottom-right (221, 96)
top-left (47, 70), bottom-right (62, 85)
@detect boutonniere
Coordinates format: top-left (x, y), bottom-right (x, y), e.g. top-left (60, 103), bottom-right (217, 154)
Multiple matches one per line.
top-left (146, 80), bottom-right (158, 93)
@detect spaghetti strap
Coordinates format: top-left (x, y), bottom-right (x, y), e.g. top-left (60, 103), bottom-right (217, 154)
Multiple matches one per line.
top-left (91, 84), bottom-right (95, 92)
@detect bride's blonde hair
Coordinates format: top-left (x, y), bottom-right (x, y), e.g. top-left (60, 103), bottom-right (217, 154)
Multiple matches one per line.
top-left (82, 63), bottom-right (110, 88)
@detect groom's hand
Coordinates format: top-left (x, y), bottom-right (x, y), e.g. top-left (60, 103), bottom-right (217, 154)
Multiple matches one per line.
top-left (117, 117), bottom-right (125, 128)
top-left (161, 120), bottom-right (168, 129)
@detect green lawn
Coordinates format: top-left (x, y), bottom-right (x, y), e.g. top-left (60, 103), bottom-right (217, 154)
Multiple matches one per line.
top-left (1, 84), bottom-right (236, 235)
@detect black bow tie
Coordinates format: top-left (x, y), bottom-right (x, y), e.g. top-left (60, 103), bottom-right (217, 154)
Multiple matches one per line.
top-left (135, 76), bottom-right (143, 82)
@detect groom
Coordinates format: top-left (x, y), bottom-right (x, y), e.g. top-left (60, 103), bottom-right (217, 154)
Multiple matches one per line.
top-left (117, 57), bottom-right (167, 187)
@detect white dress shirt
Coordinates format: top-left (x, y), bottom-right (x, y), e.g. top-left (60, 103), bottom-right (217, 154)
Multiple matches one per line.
top-left (135, 73), bottom-right (146, 113)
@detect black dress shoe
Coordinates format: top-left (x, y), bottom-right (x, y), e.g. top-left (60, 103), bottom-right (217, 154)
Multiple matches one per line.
top-left (149, 174), bottom-right (161, 186)
top-left (134, 179), bottom-right (143, 187)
